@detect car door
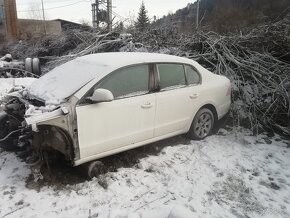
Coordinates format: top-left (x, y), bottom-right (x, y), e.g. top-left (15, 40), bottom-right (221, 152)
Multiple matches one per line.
top-left (76, 64), bottom-right (156, 159)
top-left (154, 63), bottom-right (202, 137)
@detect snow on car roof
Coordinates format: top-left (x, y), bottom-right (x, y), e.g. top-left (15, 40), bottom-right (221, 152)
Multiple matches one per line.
top-left (28, 52), bottom-right (195, 105)
top-left (78, 52), bottom-right (195, 71)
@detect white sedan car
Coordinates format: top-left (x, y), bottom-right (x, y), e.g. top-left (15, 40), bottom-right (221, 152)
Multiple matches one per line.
top-left (0, 52), bottom-right (231, 175)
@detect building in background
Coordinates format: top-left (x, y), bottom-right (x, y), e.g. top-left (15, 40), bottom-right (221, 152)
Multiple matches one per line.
top-left (0, 1), bottom-right (88, 42)
top-left (18, 19), bottom-right (88, 39)
top-left (54, 19), bottom-right (90, 31)
top-left (0, 0), bottom-right (19, 42)
top-left (18, 19), bottom-right (62, 39)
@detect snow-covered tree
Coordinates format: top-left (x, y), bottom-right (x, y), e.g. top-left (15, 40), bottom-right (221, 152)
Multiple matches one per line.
top-left (135, 1), bottom-right (150, 32)
top-left (117, 21), bottom-right (124, 32)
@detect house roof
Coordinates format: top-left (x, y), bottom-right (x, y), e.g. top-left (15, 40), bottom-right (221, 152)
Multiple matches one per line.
top-left (52, 19), bottom-right (82, 26)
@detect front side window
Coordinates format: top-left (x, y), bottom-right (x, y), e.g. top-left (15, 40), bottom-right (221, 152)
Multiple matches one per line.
top-left (97, 64), bottom-right (149, 99)
top-left (157, 64), bottom-right (186, 90)
top-left (185, 65), bottom-right (201, 85)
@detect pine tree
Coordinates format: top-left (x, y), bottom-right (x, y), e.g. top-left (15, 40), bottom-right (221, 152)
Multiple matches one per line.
top-left (119, 21), bottom-right (124, 32)
top-left (115, 21), bottom-right (124, 33)
top-left (135, 1), bottom-right (150, 32)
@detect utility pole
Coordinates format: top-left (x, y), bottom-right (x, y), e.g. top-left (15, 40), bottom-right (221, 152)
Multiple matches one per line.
top-left (107, 0), bottom-right (112, 32)
top-left (92, 0), bottom-right (99, 29)
top-left (41, 0), bottom-right (47, 35)
top-left (91, 0), bottom-right (112, 32)
top-left (196, 0), bottom-right (200, 30)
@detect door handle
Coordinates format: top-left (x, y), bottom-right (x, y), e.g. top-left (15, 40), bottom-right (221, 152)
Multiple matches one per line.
top-left (141, 102), bottom-right (153, 109)
top-left (190, 94), bottom-right (199, 99)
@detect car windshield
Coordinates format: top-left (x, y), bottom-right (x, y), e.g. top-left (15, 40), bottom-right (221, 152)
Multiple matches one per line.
top-left (28, 58), bottom-right (107, 105)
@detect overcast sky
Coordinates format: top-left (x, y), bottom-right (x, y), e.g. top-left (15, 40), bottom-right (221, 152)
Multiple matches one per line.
top-left (16, 0), bottom-right (193, 24)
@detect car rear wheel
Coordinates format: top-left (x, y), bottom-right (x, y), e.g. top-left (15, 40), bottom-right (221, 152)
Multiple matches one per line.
top-left (187, 108), bottom-right (214, 140)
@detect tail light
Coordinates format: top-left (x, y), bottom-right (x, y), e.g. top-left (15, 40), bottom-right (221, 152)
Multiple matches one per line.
top-left (226, 84), bottom-right (231, 96)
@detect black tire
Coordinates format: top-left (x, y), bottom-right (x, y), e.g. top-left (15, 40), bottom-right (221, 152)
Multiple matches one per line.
top-left (25, 58), bottom-right (33, 73)
top-left (87, 161), bottom-right (106, 179)
top-left (187, 108), bottom-right (215, 140)
top-left (32, 58), bottom-right (41, 76)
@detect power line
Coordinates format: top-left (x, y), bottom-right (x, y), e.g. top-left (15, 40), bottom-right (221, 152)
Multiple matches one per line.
top-left (44, 0), bottom-right (85, 3)
top-left (17, 0), bottom-right (87, 5)
top-left (99, 2), bottom-right (126, 21)
top-left (18, 0), bottom-right (126, 21)
top-left (17, 0), bottom-right (88, 13)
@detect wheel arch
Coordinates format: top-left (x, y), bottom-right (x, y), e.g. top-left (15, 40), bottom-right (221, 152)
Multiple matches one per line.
top-left (186, 103), bottom-right (218, 140)
top-left (199, 104), bottom-right (218, 123)
top-left (32, 125), bottom-right (75, 162)
top-left (186, 102), bottom-right (218, 133)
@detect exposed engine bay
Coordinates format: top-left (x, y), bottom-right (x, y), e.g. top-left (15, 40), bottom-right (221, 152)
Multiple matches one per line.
top-left (0, 94), bottom-right (32, 149)
top-left (0, 88), bottom-right (77, 166)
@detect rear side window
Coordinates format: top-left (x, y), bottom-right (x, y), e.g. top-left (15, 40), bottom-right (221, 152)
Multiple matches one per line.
top-left (97, 64), bottom-right (149, 98)
top-left (185, 65), bottom-right (201, 85)
top-left (157, 64), bottom-right (186, 90)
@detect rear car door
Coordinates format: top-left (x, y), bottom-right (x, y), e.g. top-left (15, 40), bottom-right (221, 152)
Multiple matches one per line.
top-left (76, 64), bottom-right (156, 159)
top-left (154, 63), bottom-right (202, 137)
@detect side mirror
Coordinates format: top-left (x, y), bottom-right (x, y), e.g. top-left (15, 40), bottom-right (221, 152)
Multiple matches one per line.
top-left (90, 89), bottom-right (114, 103)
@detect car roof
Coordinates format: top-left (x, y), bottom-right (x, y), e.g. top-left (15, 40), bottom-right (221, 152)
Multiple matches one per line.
top-left (71, 52), bottom-right (200, 101)
top-left (29, 53), bottom-right (198, 104)
top-left (78, 52), bottom-right (195, 71)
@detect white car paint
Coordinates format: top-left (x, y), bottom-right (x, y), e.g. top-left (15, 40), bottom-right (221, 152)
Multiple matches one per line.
top-left (154, 86), bottom-right (201, 137)
top-left (69, 52), bottom-right (231, 166)
top-left (76, 93), bottom-right (156, 159)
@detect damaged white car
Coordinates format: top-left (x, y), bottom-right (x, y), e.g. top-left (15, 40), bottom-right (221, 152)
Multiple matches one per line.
top-left (0, 52), bottom-right (231, 177)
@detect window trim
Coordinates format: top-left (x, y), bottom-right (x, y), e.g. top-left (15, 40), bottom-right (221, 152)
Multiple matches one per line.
top-left (153, 63), bottom-right (202, 93)
top-left (155, 62), bottom-right (188, 92)
top-left (78, 63), bottom-right (155, 105)
top-left (184, 64), bottom-right (202, 86)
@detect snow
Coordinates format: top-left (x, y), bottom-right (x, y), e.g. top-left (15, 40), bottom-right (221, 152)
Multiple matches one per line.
top-left (24, 104), bottom-right (58, 117)
top-left (0, 77), bottom-right (290, 218)
top-left (27, 58), bottom-right (105, 105)
top-left (0, 55), bottom-right (23, 69)
top-left (0, 126), bottom-right (289, 217)
top-left (0, 81), bottom-right (13, 99)
top-left (0, 78), bottom-right (36, 100)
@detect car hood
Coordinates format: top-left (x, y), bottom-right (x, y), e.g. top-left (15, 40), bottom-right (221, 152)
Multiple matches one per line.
top-left (27, 58), bottom-right (108, 105)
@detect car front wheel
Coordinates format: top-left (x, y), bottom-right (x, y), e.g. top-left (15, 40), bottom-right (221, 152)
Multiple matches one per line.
top-left (187, 108), bottom-right (214, 140)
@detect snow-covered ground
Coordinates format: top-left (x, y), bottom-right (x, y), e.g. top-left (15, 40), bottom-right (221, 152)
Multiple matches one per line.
top-left (0, 79), bottom-right (290, 218)
top-left (0, 78), bottom-right (36, 99)
top-left (0, 130), bottom-right (289, 218)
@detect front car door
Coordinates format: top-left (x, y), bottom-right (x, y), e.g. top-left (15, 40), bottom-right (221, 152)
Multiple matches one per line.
top-left (154, 63), bottom-right (202, 137)
top-left (76, 64), bottom-right (156, 160)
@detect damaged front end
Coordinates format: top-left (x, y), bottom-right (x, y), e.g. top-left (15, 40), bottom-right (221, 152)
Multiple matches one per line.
top-left (0, 90), bottom-right (78, 165)
top-left (0, 92), bottom-right (29, 150)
